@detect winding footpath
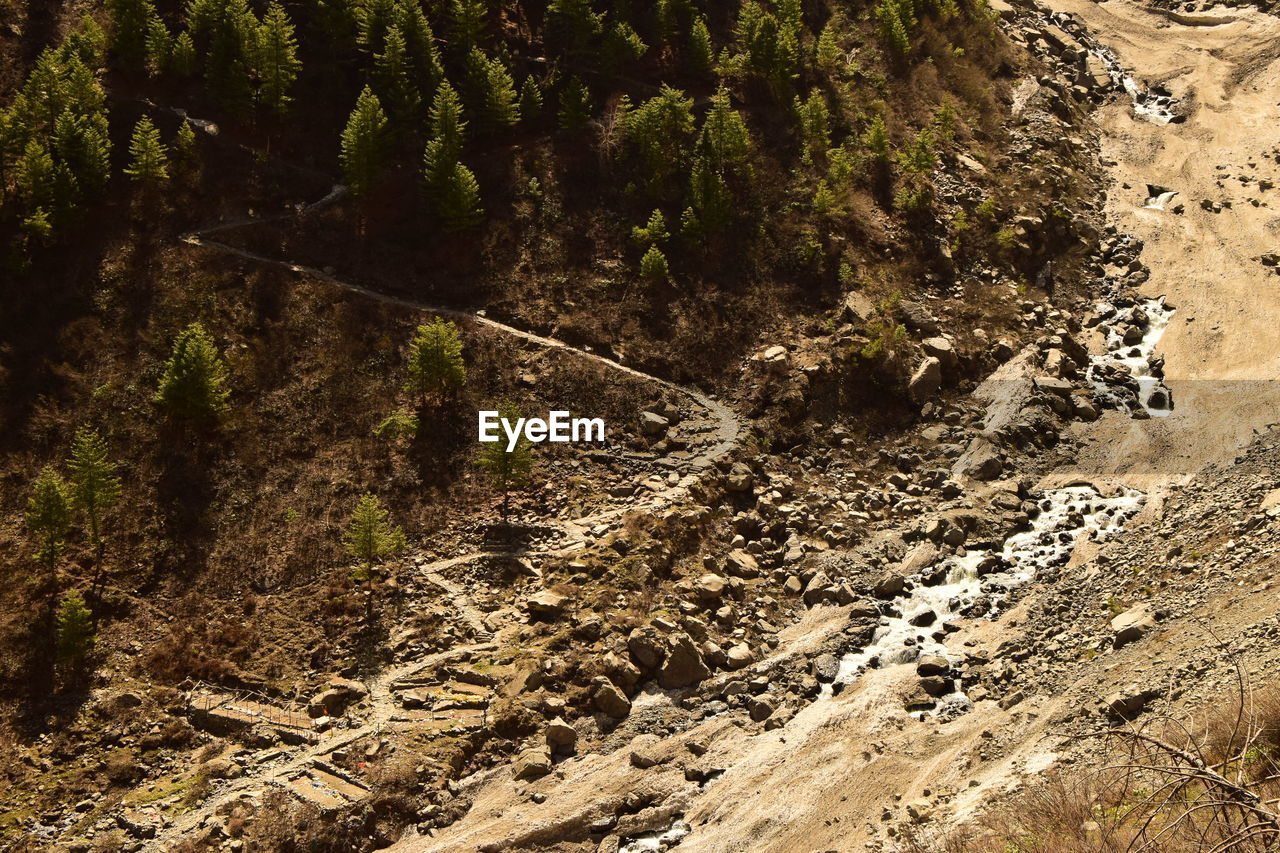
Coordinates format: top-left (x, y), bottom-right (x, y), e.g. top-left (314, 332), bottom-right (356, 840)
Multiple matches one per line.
top-left (141, 173), bottom-right (744, 846)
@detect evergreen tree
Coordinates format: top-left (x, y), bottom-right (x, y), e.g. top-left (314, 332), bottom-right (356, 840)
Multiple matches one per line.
top-left (631, 209), bottom-right (668, 246)
top-left (106, 0), bottom-right (156, 68)
top-left (464, 48), bottom-right (519, 133)
top-left (876, 0), bottom-right (914, 56)
top-left (154, 322), bottom-right (231, 421)
top-left (519, 77), bottom-right (543, 122)
top-left (188, 0), bottom-right (258, 114)
top-left (175, 120), bottom-right (197, 162)
top-left (557, 77), bottom-right (592, 131)
top-left (356, 0), bottom-right (396, 53)
top-left (640, 244), bottom-right (669, 281)
top-left (67, 14), bottom-right (109, 70)
top-left (423, 147), bottom-right (484, 231)
top-left (449, 0), bottom-right (487, 47)
top-left (67, 427), bottom-right (120, 590)
top-left (623, 85), bottom-right (695, 194)
top-left (27, 466), bottom-right (73, 576)
top-left (55, 591), bottom-right (95, 669)
top-left (429, 81), bottom-right (467, 160)
top-left (16, 138), bottom-right (56, 211)
top-left (478, 403), bottom-right (533, 523)
top-left (145, 14), bottom-right (172, 77)
top-left (394, 0), bottom-right (442, 90)
top-left (340, 86), bottom-right (388, 196)
top-left (344, 493), bottom-right (404, 577)
top-left (816, 18), bottom-right (842, 70)
top-left (603, 21), bottom-right (647, 71)
top-left (125, 116), bottom-right (169, 183)
top-left (404, 318), bottom-right (466, 400)
top-left (54, 110), bottom-right (111, 197)
top-left (374, 23), bottom-right (420, 120)
top-left (256, 3), bottom-right (301, 117)
top-left (796, 89), bottom-right (831, 161)
top-left (546, 0), bottom-right (602, 59)
top-left (171, 31), bottom-right (197, 77)
top-left (687, 17), bottom-right (713, 75)
top-left (689, 91), bottom-right (753, 227)
top-left (864, 115), bottom-right (890, 164)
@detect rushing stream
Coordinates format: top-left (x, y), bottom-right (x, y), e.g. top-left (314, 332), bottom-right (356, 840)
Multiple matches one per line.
top-left (1088, 296), bottom-right (1176, 416)
top-left (829, 485), bottom-right (1144, 710)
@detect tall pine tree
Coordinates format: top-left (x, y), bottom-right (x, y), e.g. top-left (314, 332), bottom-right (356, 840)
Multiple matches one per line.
top-left (125, 116), bottom-right (169, 183)
top-left (340, 85), bottom-right (388, 196)
top-left (255, 3), bottom-right (301, 117)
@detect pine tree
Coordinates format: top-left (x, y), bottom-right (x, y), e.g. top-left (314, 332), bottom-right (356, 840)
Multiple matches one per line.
top-left (546, 0), bottom-right (602, 60)
top-left (175, 120), bottom-right (197, 162)
top-left (404, 318), bottom-right (466, 400)
top-left (687, 17), bottom-right (713, 75)
top-left (54, 110), bottom-right (111, 197)
top-left (464, 48), bottom-right (519, 133)
top-left (796, 90), bottom-right (831, 161)
top-left (816, 19), bottom-right (842, 70)
top-left (631, 209), bottom-right (668, 246)
top-left (478, 403), bottom-right (533, 523)
top-left (16, 137), bottom-right (56, 210)
top-left (623, 85), bottom-right (695, 194)
top-left (640, 245), bottom-right (669, 281)
top-left (423, 133), bottom-right (482, 229)
top-left (876, 0), bottom-right (914, 56)
top-left (356, 0), bottom-right (396, 53)
top-left (519, 77), bottom-right (543, 122)
top-left (67, 427), bottom-right (120, 591)
top-left (373, 24), bottom-right (419, 121)
top-left (145, 14), bottom-right (172, 77)
top-left (154, 322), bottom-right (231, 421)
top-left (394, 0), bottom-right (443, 90)
top-left (340, 85), bottom-right (388, 196)
top-left (689, 91), bottom-right (753, 227)
top-left (429, 81), bottom-right (467, 161)
top-left (256, 3), bottom-right (301, 117)
top-left (67, 13), bottom-right (109, 70)
top-left (449, 0), bottom-right (487, 47)
top-left (170, 31), bottom-right (197, 77)
top-left (603, 21), bottom-right (646, 71)
top-left (864, 115), bottom-right (890, 164)
top-left (189, 0), bottom-right (258, 114)
top-left (106, 0), bottom-right (156, 68)
top-left (27, 466), bottom-right (73, 576)
top-left (344, 493), bottom-right (404, 577)
top-left (55, 591), bottom-right (95, 669)
top-left (557, 77), bottom-right (592, 131)
top-left (125, 116), bottom-right (169, 183)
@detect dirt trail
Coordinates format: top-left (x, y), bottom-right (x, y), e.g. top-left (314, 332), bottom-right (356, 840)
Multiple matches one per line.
top-left (143, 180), bottom-right (744, 846)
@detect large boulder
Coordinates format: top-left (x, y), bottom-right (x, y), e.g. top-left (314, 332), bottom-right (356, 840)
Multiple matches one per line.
top-left (1110, 605), bottom-right (1157, 648)
top-left (872, 572), bottom-right (907, 599)
top-left (593, 680), bottom-right (632, 719)
top-left (627, 627), bottom-right (665, 670)
top-left (908, 357), bottom-right (943, 403)
top-left (658, 633), bottom-right (710, 689)
top-left (514, 747), bottom-right (552, 780)
top-left (527, 590), bottom-right (570, 620)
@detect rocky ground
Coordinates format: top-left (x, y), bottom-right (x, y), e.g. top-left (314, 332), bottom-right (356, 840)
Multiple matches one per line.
top-left (11, 0), bottom-right (1280, 850)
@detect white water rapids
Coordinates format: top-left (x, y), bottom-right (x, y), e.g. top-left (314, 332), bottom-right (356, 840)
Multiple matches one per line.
top-left (828, 485), bottom-right (1143, 709)
top-left (1088, 296), bottom-right (1176, 416)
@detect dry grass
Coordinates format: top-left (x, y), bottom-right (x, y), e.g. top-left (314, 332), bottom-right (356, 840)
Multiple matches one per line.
top-left (930, 685), bottom-right (1280, 853)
